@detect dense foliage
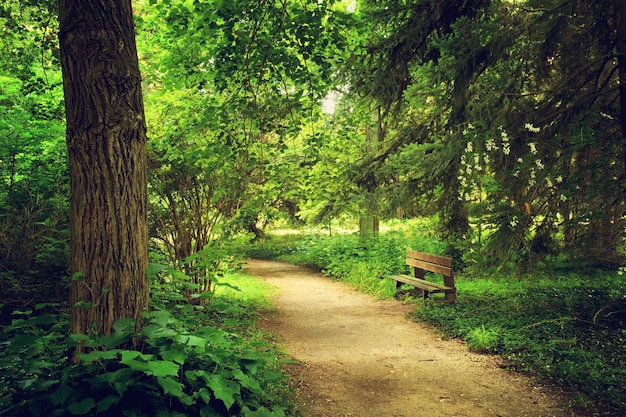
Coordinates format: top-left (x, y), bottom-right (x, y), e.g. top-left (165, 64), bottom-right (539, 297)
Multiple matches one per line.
top-left (322, 0), bottom-right (625, 268)
top-left (0, 271), bottom-right (291, 417)
top-left (0, 0), bottom-right (67, 301)
top-left (1, 0), bottom-right (625, 416)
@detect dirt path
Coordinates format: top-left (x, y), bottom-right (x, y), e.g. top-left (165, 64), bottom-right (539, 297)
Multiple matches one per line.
top-left (246, 259), bottom-right (577, 417)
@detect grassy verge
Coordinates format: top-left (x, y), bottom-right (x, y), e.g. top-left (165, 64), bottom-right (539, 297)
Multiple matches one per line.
top-left (416, 274), bottom-right (626, 415)
top-left (245, 222), bottom-right (626, 417)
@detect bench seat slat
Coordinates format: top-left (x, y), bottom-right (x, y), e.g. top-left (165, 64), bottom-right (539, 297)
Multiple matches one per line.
top-left (389, 275), bottom-right (454, 293)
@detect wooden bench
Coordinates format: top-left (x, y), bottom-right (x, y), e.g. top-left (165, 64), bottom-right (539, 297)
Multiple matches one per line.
top-left (390, 249), bottom-right (457, 303)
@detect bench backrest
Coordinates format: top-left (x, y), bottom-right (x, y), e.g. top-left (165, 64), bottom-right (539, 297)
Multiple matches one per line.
top-left (406, 249), bottom-right (453, 278)
top-left (405, 249), bottom-right (455, 302)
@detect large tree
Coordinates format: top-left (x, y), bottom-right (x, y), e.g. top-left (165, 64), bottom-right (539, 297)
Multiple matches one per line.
top-left (58, 0), bottom-right (149, 346)
top-left (341, 0), bottom-right (625, 267)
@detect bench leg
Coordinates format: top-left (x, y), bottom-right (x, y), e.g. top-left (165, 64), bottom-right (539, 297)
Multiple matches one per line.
top-left (394, 281), bottom-right (421, 298)
top-left (394, 280), bottom-right (401, 297)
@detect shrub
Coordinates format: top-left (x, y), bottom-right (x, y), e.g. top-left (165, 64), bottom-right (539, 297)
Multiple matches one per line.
top-left (0, 281), bottom-right (291, 416)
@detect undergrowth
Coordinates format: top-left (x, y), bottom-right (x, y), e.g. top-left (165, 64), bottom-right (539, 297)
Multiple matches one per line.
top-left (415, 276), bottom-right (626, 415)
top-left (0, 270), bottom-right (293, 417)
top-left (246, 221), bottom-right (626, 416)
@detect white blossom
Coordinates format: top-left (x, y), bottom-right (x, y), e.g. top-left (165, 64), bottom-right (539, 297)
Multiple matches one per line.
top-left (525, 123), bottom-right (540, 133)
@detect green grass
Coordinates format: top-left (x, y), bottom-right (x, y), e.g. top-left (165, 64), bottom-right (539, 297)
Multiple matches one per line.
top-left (415, 273), bottom-right (626, 415)
top-left (243, 221), bottom-right (626, 417)
top-left (216, 272), bottom-right (278, 310)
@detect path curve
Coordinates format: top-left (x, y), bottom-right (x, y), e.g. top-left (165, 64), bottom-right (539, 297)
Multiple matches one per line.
top-left (246, 259), bottom-right (576, 417)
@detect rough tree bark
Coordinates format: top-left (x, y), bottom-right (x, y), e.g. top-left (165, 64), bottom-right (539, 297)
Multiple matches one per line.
top-left (58, 0), bottom-right (149, 345)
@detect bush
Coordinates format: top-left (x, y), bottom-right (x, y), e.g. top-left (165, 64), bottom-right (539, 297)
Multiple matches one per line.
top-left (0, 274), bottom-right (292, 417)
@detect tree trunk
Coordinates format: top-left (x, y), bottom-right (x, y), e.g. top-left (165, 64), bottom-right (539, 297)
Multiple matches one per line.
top-left (359, 201), bottom-right (380, 239)
top-left (359, 105), bottom-right (383, 240)
top-left (58, 0), bottom-right (149, 344)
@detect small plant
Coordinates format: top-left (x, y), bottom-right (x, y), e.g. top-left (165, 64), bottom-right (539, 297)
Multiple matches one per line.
top-left (466, 325), bottom-right (500, 353)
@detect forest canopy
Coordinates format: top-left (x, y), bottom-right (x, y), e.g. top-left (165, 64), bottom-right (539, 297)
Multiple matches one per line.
top-left (2, 0), bottom-right (624, 287)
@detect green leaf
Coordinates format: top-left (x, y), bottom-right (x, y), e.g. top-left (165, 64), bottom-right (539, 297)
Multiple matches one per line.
top-left (9, 334), bottom-right (39, 347)
top-left (120, 350), bottom-right (152, 362)
top-left (113, 317), bottom-right (136, 333)
top-left (208, 373), bottom-right (239, 410)
top-left (195, 387), bottom-right (212, 404)
top-left (68, 398), bottom-right (95, 415)
top-left (71, 272), bottom-right (85, 281)
top-left (148, 360), bottom-right (180, 377)
top-left (74, 301), bottom-right (95, 309)
top-left (142, 323), bottom-right (177, 339)
top-left (51, 381), bottom-right (71, 406)
top-left (232, 368), bottom-right (262, 393)
top-left (214, 282), bottom-right (241, 291)
top-left (97, 395), bottom-right (120, 413)
top-left (35, 302), bottom-right (60, 310)
top-left (161, 344), bottom-right (187, 365)
top-left (200, 406), bottom-right (222, 417)
top-left (119, 351), bottom-right (180, 377)
top-left (176, 334), bottom-right (208, 349)
top-left (11, 309), bottom-right (32, 315)
top-left (68, 333), bottom-right (95, 347)
top-left (91, 368), bottom-right (135, 395)
top-left (145, 309), bottom-right (173, 327)
top-left (157, 376), bottom-right (184, 398)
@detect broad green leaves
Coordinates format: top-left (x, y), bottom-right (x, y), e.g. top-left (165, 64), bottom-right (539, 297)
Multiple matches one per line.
top-left (1, 300), bottom-right (289, 416)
